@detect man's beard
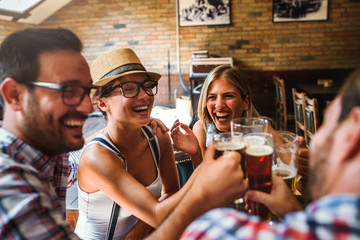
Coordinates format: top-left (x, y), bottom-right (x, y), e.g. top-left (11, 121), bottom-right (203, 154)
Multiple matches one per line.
top-left (305, 134), bottom-right (335, 203)
top-left (22, 96), bottom-right (83, 156)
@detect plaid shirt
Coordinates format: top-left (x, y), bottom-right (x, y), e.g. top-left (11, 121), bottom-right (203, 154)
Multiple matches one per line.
top-left (67, 149), bottom-right (82, 188)
top-left (181, 194), bottom-right (360, 240)
top-left (0, 128), bottom-right (79, 239)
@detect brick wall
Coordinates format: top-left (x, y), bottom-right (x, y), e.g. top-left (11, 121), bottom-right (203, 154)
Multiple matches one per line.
top-left (0, 0), bottom-right (359, 106)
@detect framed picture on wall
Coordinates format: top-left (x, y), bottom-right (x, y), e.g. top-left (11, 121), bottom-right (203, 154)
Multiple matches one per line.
top-left (179, 0), bottom-right (231, 27)
top-left (273, 0), bottom-right (328, 22)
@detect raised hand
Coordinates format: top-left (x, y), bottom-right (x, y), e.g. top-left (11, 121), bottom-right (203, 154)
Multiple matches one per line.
top-left (170, 119), bottom-right (200, 156)
top-left (148, 117), bottom-right (169, 135)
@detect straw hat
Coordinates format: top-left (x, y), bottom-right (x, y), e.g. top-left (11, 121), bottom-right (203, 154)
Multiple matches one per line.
top-left (90, 48), bottom-right (161, 86)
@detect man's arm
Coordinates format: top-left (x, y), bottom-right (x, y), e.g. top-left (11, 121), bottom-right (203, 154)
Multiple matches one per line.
top-left (146, 144), bottom-right (246, 239)
top-left (145, 187), bottom-right (207, 239)
top-left (124, 219), bottom-right (154, 239)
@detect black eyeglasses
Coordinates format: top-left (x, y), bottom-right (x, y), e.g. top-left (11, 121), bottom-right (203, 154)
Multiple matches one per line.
top-left (104, 80), bottom-right (158, 98)
top-left (30, 81), bottom-right (98, 107)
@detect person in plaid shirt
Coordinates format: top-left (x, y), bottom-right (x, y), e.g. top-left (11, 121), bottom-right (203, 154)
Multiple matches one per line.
top-left (147, 69), bottom-right (360, 240)
top-left (0, 28), bottom-right (94, 239)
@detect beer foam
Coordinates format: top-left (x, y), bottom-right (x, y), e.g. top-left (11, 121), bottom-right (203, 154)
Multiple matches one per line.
top-left (245, 145), bottom-right (273, 156)
top-left (243, 136), bottom-right (265, 146)
top-left (214, 141), bottom-right (245, 151)
top-left (272, 167), bottom-right (296, 179)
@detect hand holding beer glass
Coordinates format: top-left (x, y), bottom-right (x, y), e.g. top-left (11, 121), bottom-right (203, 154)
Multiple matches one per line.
top-left (244, 133), bottom-right (274, 221)
top-left (213, 132), bottom-right (246, 210)
top-left (272, 131), bottom-right (299, 194)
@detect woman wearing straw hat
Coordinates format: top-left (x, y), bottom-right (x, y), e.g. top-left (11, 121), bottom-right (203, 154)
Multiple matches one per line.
top-left (74, 48), bottom-right (183, 239)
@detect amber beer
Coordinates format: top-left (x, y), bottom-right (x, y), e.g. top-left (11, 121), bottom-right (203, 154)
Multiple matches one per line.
top-left (245, 144), bottom-right (273, 221)
top-left (214, 141), bottom-right (246, 177)
top-left (273, 167), bottom-right (297, 194)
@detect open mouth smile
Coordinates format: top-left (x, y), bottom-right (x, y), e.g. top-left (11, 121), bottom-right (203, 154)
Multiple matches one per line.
top-left (214, 112), bottom-right (231, 123)
top-left (64, 119), bottom-right (85, 128)
top-left (133, 105), bottom-right (149, 113)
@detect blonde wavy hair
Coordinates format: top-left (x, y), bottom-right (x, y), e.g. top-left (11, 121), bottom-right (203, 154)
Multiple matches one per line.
top-left (197, 65), bottom-right (260, 130)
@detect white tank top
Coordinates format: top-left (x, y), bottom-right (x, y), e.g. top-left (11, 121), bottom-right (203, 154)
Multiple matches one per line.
top-left (75, 127), bottom-right (162, 240)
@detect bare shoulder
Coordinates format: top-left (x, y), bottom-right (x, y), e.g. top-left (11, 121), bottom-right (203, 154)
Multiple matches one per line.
top-left (267, 125), bottom-right (276, 134)
top-left (84, 128), bottom-right (104, 145)
top-left (193, 120), bottom-right (205, 137)
top-left (80, 143), bottom-right (126, 171)
top-left (153, 126), bottom-right (171, 145)
top-left (151, 126), bottom-right (175, 161)
top-left (78, 142), bottom-right (128, 191)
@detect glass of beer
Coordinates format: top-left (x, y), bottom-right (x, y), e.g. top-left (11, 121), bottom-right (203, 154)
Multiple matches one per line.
top-left (213, 132), bottom-right (245, 174)
top-left (231, 117), bottom-right (269, 135)
top-left (243, 133), bottom-right (274, 220)
top-left (272, 131), bottom-right (299, 194)
top-left (213, 132), bottom-right (246, 211)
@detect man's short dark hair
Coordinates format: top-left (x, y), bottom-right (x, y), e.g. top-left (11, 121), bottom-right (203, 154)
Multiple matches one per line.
top-left (339, 69), bottom-right (360, 122)
top-left (0, 27), bottom-right (83, 107)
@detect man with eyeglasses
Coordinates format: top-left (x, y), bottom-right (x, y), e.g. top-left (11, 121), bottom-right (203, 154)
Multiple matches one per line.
top-left (0, 28), bottom-right (93, 239)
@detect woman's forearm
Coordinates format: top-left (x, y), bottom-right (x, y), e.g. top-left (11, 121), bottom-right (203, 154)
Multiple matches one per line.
top-left (190, 146), bottom-right (203, 169)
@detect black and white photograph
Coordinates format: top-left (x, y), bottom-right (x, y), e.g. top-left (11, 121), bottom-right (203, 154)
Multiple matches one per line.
top-left (273, 0), bottom-right (328, 22)
top-left (179, 0), bottom-right (230, 27)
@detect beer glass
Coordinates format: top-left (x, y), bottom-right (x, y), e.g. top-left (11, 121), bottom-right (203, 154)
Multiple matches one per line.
top-left (243, 133), bottom-right (274, 220)
top-left (213, 132), bottom-right (246, 211)
top-left (272, 131), bottom-right (299, 194)
top-left (259, 116), bottom-right (275, 130)
top-left (213, 132), bottom-right (245, 169)
top-left (231, 117), bottom-right (268, 135)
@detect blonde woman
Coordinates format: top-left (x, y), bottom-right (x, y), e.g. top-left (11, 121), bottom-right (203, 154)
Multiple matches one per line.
top-left (171, 65), bottom-right (262, 167)
top-left (171, 65), bottom-right (309, 193)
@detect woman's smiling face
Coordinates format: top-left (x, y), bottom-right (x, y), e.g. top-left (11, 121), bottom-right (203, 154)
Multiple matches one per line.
top-left (102, 73), bottom-right (155, 127)
top-left (206, 78), bottom-right (249, 132)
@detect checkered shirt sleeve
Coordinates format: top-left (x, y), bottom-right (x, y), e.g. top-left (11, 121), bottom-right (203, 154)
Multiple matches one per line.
top-left (181, 195), bottom-right (360, 240)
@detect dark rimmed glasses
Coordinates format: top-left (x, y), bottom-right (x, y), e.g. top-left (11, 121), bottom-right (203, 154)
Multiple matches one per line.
top-left (30, 81), bottom-right (98, 107)
top-left (103, 80), bottom-right (158, 98)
